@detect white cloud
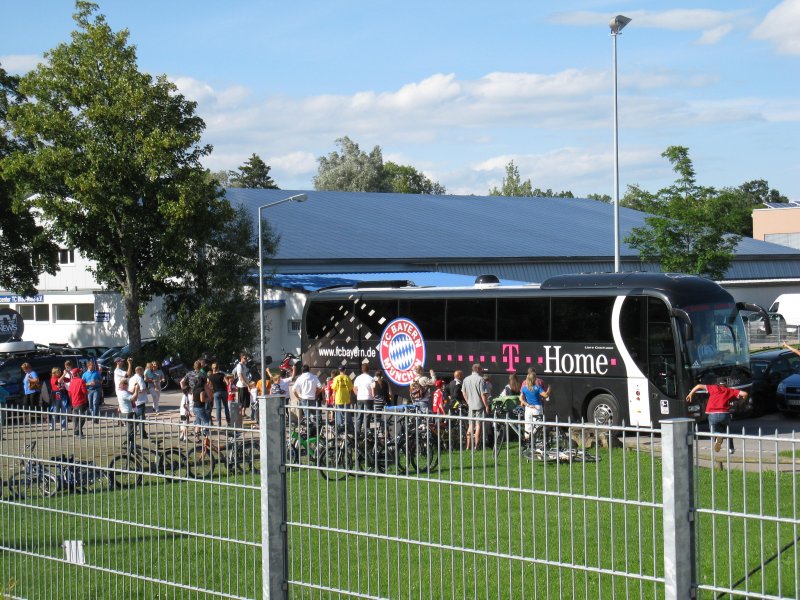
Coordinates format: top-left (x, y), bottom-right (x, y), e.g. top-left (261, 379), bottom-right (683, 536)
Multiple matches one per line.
top-left (170, 76), bottom-right (251, 107)
top-left (696, 24), bottom-right (734, 45)
top-left (178, 67), bottom-right (799, 195)
top-left (752, 0), bottom-right (800, 55)
top-left (0, 54), bottom-right (41, 73)
top-left (267, 151), bottom-right (317, 177)
top-left (550, 9), bottom-right (745, 45)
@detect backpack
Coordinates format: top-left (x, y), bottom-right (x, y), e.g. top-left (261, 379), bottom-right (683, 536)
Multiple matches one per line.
top-left (409, 380), bottom-right (425, 401)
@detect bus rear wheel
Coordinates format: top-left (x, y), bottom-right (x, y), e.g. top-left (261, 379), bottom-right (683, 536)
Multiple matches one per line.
top-left (587, 394), bottom-right (621, 427)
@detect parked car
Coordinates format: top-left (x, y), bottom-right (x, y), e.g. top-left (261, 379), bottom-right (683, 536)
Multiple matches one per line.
top-left (0, 352), bottom-right (93, 408)
top-left (749, 348), bottom-right (800, 415)
top-left (776, 373), bottom-right (800, 416)
top-left (96, 340), bottom-right (186, 394)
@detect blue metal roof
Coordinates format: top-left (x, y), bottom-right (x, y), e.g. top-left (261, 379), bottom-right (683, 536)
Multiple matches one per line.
top-left (265, 272), bottom-right (526, 292)
top-left (226, 188), bottom-right (800, 281)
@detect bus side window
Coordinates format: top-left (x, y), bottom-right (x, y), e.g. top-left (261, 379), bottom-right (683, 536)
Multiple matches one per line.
top-left (305, 300), bottom-right (354, 342)
top-left (446, 299), bottom-right (496, 341)
top-left (399, 299), bottom-right (446, 339)
top-left (497, 297), bottom-right (549, 341)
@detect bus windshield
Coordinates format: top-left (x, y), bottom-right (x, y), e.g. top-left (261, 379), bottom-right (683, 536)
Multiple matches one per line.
top-left (684, 302), bottom-right (748, 368)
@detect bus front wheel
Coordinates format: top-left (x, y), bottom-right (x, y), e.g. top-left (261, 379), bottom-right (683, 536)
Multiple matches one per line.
top-left (587, 394), bottom-right (621, 427)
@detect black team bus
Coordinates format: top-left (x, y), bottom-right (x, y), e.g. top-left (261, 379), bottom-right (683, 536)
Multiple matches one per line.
top-left (300, 273), bottom-right (769, 426)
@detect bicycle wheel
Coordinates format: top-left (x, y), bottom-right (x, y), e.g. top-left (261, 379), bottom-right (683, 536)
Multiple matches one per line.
top-left (109, 453), bottom-right (144, 489)
top-left (187, 445), bottom-right (216, 479)
top-left (240, 440), bottom-right (260, 474)
top-left (409, 429), bottom-right (439, 473)
top-left (160, 448), bottom-right (189, 480)
top-left (82, 465), bottom-right (111, 494)
top-left (493, 423), bottom-right (507, 458)
top-left (318, 443), bottom-right (351, 481)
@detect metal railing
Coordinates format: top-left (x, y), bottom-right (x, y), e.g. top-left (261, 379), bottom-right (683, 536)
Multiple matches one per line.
top-left (0, 406), bottom-right (261, 599)
top-left (2, 401), bottom-right (798, 599)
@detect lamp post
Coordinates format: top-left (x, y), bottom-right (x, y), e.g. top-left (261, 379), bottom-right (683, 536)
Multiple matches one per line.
top-left (610, 14), bottom-right (631, 274)
top-left (258, 193), bottom-right (307, 389)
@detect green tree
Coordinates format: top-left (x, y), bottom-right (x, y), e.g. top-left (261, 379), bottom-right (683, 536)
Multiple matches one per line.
top-left (4, 2), bottom-right (231, 355)
top-left (587, 193), bottom-right (612, 203)
top-left (488, 160), bottom-right (574, 198)
top-left (0, 64), bottom-right (58, 295)
top-left (489, 160), bottom-right (533, 196)
top-left (625, 146), bottom-right (741, 279)
top-left (314, 136), bottom-right (389, 192)
top-left (384, 161), bottom-right (446, 195)
top-left (715, 179), bottom-right (789, 237)
top-left (229, 153), bottom-right (279, 189)
top-left (159, 205), bottom-right (276, 363)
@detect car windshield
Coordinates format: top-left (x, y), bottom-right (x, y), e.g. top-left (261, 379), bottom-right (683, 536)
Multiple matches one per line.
top-left (683, 301), bottom-right (749, 368)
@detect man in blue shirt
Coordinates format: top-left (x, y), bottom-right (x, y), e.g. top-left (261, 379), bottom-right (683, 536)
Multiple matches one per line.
top-left (82, 361), bottom-right (103, 418)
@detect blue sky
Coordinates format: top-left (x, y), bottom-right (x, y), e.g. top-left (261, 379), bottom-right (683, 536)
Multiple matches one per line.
top-left (1, 1), bottom-right (798, 198)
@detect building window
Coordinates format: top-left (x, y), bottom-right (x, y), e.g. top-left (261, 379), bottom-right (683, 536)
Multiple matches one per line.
top-left (54, 303), bottom-right (95, 322)
top-left (17, 304), bottom-right (50, 322)
top-left (288, 319), bottom-right (302, 335)
top-left (58, 248), bottom-right (75, 265)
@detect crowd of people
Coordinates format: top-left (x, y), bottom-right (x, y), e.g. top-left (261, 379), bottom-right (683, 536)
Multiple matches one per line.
top-left (1, 352), bottom-right (559, 448)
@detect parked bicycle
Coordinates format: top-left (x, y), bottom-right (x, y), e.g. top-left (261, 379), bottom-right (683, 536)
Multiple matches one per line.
top-left (7, 441), bottom-right (59, 500)
top-left (188, 432), bottom-right (260, 478)
top-left (108, 438), bottom-right (189, 489)
top-left (50, 453), bottom-right (110, 494)
top-left (287, 418), bottom-right (324, 466)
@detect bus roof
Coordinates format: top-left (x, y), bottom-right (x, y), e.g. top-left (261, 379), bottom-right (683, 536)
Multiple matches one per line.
top-left (309, 272), bottom-right (733, 307)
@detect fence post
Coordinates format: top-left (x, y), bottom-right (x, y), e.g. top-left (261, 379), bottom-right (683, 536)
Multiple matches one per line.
top-left (661, 418), bottom-right (696, 600)
top-left (260, 394), bottom-right (288, 599)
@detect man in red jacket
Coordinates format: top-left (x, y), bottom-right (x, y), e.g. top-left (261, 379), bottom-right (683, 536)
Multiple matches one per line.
top-left (68, 367), bottom-right (89, 438)
top-left (686, 382), bottom-right (748, 454)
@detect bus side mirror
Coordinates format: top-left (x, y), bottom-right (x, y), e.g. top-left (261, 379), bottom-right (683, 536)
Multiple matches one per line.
top-left (737, 302), bottom-right (772, 335)
top-left (671, 308), bottom-right (694, 341)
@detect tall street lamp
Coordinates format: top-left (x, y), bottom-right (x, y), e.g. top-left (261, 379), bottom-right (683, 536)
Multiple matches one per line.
top-left (610, 14), bottom-right (631, 273)
top-left (258, 193), bottom-right (307, 388)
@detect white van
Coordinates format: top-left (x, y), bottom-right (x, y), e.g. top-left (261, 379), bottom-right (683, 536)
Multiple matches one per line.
top-left (769, 294), bottom-right (800, 327)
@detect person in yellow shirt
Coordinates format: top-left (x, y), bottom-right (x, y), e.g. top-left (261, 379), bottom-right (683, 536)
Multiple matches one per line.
top-left (332, 367), bottom-right (354, 429)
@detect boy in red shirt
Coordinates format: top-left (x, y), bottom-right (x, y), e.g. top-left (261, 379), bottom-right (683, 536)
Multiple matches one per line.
top-left (432, 379), bottom-right (446, 415)
top-left (686, 383), bottom-right (748, 454)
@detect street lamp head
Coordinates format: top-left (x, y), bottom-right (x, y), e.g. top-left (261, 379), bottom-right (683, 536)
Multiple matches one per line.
top-left (609, 15), bottom-right (631, 34)
top-left (291, 193), bottom-right (308, 203)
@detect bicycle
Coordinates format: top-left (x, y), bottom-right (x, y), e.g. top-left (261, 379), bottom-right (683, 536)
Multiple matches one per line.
top-left (108, 438), bottom-right (188, 489)
top-left (287, 418), bottom-right (323, 466)
top-left (188, 431), bottom-right (260, 478)
top-left (50, 453), bottom-right (110, 494)
top-left (390, 404), bottom-right (440, 473)
top-left (7, 441), bottom-right (59, 500)
top-left (491, 397), bottom-right (524, 458)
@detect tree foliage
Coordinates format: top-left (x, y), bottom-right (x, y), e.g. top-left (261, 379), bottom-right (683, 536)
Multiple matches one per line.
top-left (313, 136), bottom-right (446, 194)
top-left (158, 205), bottom-right (275, 363)
top-left (314, 136), bottom-right (388, 192)
top-left (383, 161), bottom-right (446, 195)
top-left (587, 193), bottom-right (612, 203)
top-left (489, 160), bottom-right (573, 198)
top-left (0, 64), bottom-right (58, 295)
top-left (229, 153), bottom-right (279, 189)
top-left (625, 146), bottom-right (742, 279)
top-left (4, 2), bottom-right (231, 354)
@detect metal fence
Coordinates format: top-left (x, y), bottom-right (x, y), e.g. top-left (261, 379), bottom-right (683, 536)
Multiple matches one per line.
top-left (2, 401), bottom-right (799, 599)
top-left (0, 406), bottom-right (261, 599)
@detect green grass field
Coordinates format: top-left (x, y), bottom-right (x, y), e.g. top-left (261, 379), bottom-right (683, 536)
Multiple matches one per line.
top-left (1, 443), bottom-right (798, 599)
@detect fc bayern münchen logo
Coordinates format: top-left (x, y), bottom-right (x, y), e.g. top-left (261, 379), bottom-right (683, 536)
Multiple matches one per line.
top-left (379, 318), bottom-right (426, 386)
